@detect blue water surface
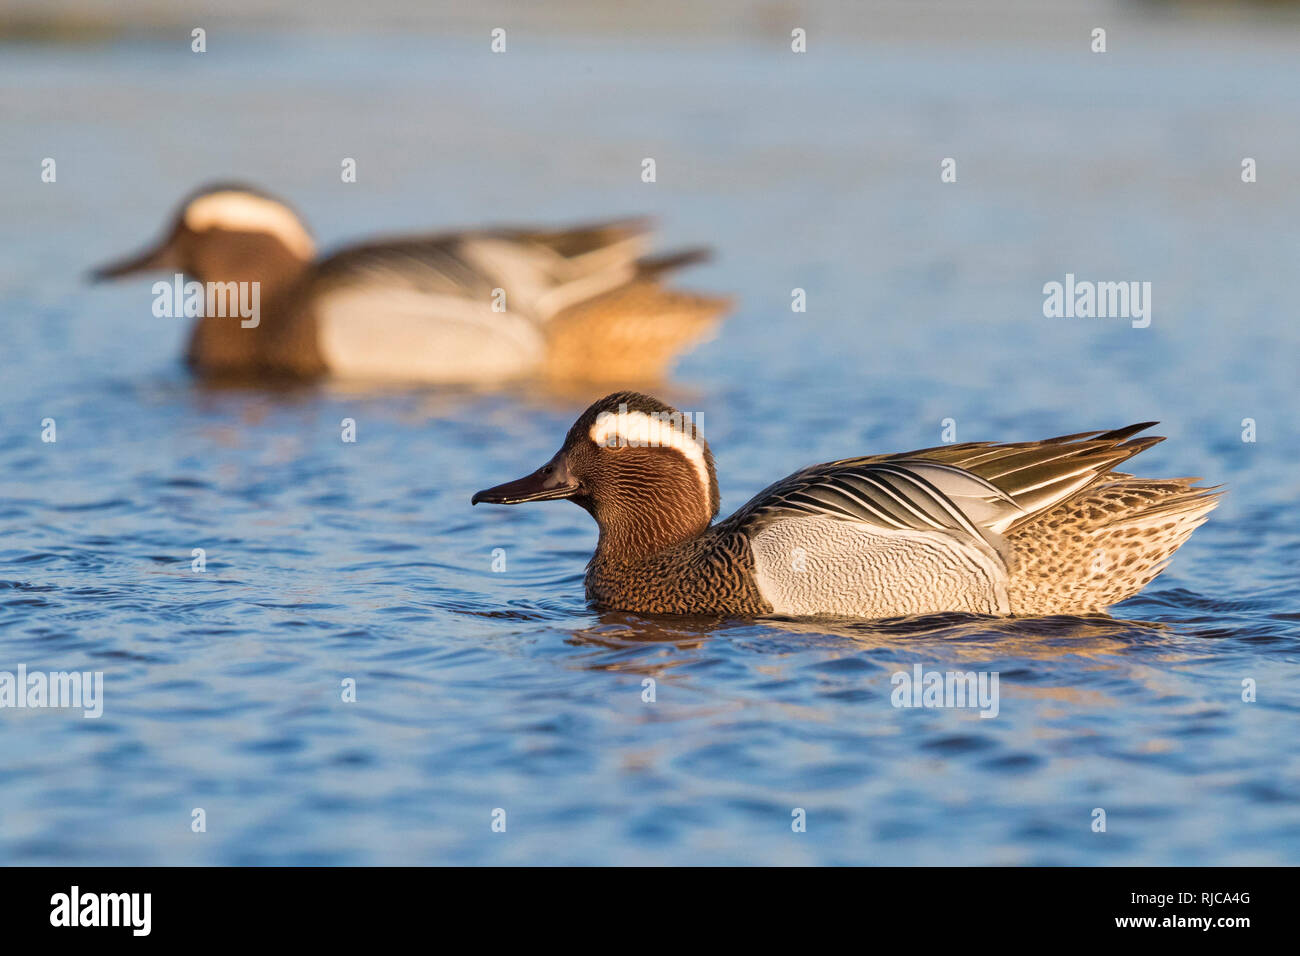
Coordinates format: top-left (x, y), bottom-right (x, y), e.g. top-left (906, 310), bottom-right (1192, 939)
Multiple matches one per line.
top-left (1, 27), bottom-right (1298, 865)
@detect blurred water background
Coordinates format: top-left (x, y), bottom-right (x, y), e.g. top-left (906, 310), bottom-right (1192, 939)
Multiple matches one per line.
top-left (1, 0), bottom-right (1298, 864)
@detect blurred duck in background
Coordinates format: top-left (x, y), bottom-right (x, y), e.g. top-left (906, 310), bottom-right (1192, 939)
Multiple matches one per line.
top-left (91, 184), bottom-right (730, 384)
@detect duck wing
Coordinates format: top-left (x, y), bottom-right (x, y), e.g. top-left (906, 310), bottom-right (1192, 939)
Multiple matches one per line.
top-left (721, 426), bottom-right (1164, 618)
top-left (311, 218), bottom-right (655, 323)
top-left (731, 458), bottom-right (1024, 565)
top-left (305, 219), bottom-right (671, 382)
top-left (842, 423), bottom-right (1164, 531)
top-left (730, 424), bottom-right (1163, 551)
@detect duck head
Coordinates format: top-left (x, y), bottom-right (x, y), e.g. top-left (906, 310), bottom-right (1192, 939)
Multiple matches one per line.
top-left (90, 183), bottom-right (316, 288)
top-left (473, 392), bottom-right (721, 559)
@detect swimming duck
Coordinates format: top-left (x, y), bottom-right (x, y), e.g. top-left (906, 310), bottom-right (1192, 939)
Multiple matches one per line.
top-left (91, 184), bottom-right (730, 383)
top-left (472, 392), bottom-right (1221, 618)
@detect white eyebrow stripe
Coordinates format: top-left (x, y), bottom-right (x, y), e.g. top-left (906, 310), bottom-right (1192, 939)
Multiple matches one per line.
top-left (589, 410), bottom-right (710, 493)
top-left (183, 192), bottom-right (316, 260)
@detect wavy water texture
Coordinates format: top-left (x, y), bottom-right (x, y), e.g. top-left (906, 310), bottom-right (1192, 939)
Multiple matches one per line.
top-left (2, 29), bottom-right (1299, 864)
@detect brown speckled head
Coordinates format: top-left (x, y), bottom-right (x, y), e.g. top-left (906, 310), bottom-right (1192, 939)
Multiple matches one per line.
top-left (474, 391), bottom-right (719, 562)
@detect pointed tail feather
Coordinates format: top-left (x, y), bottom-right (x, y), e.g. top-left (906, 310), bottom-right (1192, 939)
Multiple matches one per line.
top-left (521, 216), bottom-right (655, 258)
top-left (634, 247), bottom-right (713, 280)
